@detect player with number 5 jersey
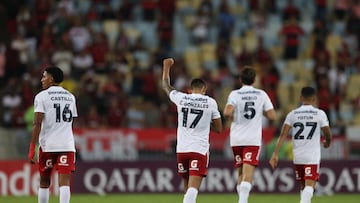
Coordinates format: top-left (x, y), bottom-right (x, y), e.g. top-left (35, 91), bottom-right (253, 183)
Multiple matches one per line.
top-left (28, 66), bottom-right (78, 203)
top-left (223, 66), bottom-right (276, 203)
top-left (162, 58), bottom-right (222, 203)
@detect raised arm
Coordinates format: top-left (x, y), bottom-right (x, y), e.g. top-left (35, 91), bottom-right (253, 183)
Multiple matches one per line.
top-left (162, 58), bottom-right (176, 95)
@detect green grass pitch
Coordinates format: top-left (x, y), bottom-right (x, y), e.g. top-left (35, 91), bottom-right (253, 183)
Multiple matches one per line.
top-left (2, 193), bottom-right (360, 203)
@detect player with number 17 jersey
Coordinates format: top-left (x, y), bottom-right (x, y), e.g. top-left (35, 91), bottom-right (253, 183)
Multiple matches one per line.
top-left (227, 85), bottom-right (274, 147)
top-left (284, 105), bottom-right (329, 164)
top-left (34, 86), bottom-right (78, 152)
top-left (169, 90), bottom-right (221, 155)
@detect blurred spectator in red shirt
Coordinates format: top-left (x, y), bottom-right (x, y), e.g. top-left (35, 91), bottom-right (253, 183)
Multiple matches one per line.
top-left (283, 0), bottom-right (299, 20)
top-left (157, 0), bottom-right (175, 20)
top-left (312, 42), bottom-right (330, 86)
top-left (279, 17), bottom-right (304, 60)
top-left (35, 0), bottom-right (51, 27)
top-left (38, 24), bottom-right (55, 56)
top-left (157, 13), bottom-right (173, 52)
top-left (89, 32), bottom-right (109, 74)
top-left (142, 0), bottom-right (157, 22)
top-left (317, 77), bottom-right (332, 118)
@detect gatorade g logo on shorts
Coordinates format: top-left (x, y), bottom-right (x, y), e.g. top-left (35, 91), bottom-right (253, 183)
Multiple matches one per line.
top-left (60, 155), bottom-right (67, 164)
top-left (190, 160), bottom-right (198, 170)
top-left (59, 155), bottom-right (69, 166)
top-left (235, 155), bottom-right (242, 164)
top-left (305, 167), bottom-right (312, 176)
top-left (45, 159), bottom-right (53, 168)
top-left (178, 163), bottom-right (186, 173)
top-left (244, 152), bottom-right (252, 161)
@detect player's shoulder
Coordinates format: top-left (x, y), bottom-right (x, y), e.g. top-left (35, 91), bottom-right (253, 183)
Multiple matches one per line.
top-left (204, 95), bottom-right (218, 104)
top-left (170, 89), bottom-right (185, 97)
top-left (35, 89), bottom-right (48, 99)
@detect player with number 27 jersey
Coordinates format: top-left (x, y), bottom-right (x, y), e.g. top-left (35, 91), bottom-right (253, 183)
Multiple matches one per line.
top-left (34, 86), bottom-right (78, 152)
top-left (226, 85), bottom-right (274, 146)
top-left (284, 105), bottom-right (329, 164)
top-left (170, 90), bottom-right (221, 155)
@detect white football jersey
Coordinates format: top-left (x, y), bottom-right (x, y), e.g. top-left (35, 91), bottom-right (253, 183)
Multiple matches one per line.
top-left (284, 105), bottom-right (329, 164)
top-left (226, 85), bottom-right (274, 146)
top-left (169, 90), bottom-right (221, 155)
top-left (34, 86), bottom-right (78, 152)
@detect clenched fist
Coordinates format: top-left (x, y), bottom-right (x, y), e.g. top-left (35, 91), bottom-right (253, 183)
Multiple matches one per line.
top-left (163, 58), bottom-right (174, 67)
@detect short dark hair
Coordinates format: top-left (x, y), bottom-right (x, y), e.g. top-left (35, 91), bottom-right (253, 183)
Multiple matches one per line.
top-left (190, 78), bottom-right (206, 89)
top-left (240, 66), bottom-right (256, 85)
top-left (301, 86), bottom-right (316, 98)
top-left (45, 66), bottom-right (64, 83)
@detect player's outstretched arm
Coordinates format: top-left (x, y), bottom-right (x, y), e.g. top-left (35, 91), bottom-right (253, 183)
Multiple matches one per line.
top-left (162, 58), bottom-right (175, 95)
top-left (269, 123), bottom-right (291, 169)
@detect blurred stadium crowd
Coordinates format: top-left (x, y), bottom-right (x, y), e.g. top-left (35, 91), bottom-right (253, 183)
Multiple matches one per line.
top-left (1, 0), bottom-right (360, 131)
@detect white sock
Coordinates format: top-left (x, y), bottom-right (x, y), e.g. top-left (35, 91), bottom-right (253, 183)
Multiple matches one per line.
top-left (236, 184), bottom-right (241, 197)
top-left (300, 186), bottom-right (314, 203)
top-left (38, 188), bottom-right (49, 203)
top-left (183, 187), bottom-right (198, 203)
top-left (60, 186), bottom-right (71, 203)
top-left (239, 181), bottom-right (252, 203)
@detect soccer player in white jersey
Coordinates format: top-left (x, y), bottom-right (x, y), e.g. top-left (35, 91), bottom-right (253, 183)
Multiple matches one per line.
top-left (223, 67), bottom-right (276, 203)
top-left (162, 58), bottom-right (222, 203)
top-left (269, 86), bottom-right (332, 203)
top-left (28, 66), bottom-right (78, 203)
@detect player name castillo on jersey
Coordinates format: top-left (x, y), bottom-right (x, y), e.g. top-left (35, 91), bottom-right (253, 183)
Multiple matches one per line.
top-left (48, 90), bottom-right (74, 102)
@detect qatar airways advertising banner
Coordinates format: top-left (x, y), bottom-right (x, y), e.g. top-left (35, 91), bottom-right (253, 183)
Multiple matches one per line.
top-left (1, 160), bottom-right (359, 196)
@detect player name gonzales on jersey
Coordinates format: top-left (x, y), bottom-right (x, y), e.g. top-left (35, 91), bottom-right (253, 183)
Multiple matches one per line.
top-left (179, 95), bottom-right (209, 108)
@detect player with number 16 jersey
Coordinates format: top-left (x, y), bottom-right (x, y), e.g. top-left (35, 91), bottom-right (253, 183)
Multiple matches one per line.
top-left (28, 66), bottom-right (78, 203)
top-left (34, 83), bottom-right (78, 152)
